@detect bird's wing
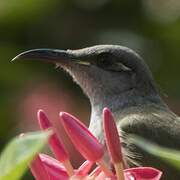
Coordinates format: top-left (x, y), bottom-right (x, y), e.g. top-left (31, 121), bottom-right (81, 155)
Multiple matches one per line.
top-left (117, 105), bottom-right (180, 179)
top-left (117, 105), bottom-right (180, 164)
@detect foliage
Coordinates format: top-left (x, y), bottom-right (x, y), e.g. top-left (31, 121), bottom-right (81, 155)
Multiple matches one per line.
top-left (0, 131), bottom-right (50, 180)
top-left (131, 135), bottom-right (180, 170)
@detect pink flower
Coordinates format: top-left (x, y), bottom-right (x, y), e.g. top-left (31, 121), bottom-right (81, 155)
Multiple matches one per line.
top-left (59, 112), bottom-right (104, 162)
top-left (30, 108), bottom-right (162, 180)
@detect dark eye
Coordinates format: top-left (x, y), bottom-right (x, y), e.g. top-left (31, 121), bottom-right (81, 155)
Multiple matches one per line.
top-left (96, 53), bottom-right (113, 68)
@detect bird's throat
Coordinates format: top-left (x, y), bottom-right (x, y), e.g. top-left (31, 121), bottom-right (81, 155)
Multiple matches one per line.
top-left (88, 90), bottom-right (164, 142)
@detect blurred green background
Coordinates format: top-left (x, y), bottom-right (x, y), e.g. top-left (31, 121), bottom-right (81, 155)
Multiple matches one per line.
top-left (1, 0), bottom-right (180, 179)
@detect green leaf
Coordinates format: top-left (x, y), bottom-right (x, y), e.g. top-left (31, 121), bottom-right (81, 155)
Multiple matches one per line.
top-left (0, 130), bottom-right (51, 180)
top-left (130, 135), bottom-right (180, 170)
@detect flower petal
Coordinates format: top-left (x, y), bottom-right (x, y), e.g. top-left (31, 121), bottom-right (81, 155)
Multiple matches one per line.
top-left (76, 160), bottom-right (94, 176)
top-left (39, 153), bottom-right (69, 180)
top-left (95, 171), bottom-right (116, 180)
top-left (124, 167), bottom-right (162, 180)
top-left (30, 154), bottom-right (50, 180)
top-left (89, 166), bottom-right (102, 177)
top-left (59, 112), bottom-right (104, 162)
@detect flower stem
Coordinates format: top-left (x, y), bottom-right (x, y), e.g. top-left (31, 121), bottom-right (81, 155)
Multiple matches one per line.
top-left (63, 159), bottom-right (74, 177)
top-left (114, 162), bottom-right (125, 180)
top-left (96, 159), bottom-right (113, 177)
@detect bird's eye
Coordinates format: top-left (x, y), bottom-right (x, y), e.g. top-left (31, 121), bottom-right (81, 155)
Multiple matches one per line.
top-left (96, 52), bottom-right (132, 72)
top-left (96, 53), bottom-right (112, 68)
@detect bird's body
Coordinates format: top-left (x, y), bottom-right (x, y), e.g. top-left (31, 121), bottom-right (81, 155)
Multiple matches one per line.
top-left (89, 75), bottom-right (180, 179)
top-left (13, 45), bottom-right (180, 179)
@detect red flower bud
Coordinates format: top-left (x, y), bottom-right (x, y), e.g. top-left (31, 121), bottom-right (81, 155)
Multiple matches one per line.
top-left (38, 110), bottom-right (69, 162)
top-left (103, 108), bottom-right (122, 163)
top-left (59, 112), bottom-right (104, 162)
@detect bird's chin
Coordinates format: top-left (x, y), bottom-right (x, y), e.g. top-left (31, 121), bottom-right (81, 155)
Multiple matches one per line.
top-left (55, 61), bottom-right (92, 76)
top-left (55, 62), bottom-right (90, 85)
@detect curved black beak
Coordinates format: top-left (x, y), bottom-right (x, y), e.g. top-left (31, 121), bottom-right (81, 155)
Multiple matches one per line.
top-left (11, 48), bottom-right (77, 64)
top-left (12, 48), bottom-right (92, 67)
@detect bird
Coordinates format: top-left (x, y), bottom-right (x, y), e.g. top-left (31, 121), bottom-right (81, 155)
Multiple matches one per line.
top-left (13, 45), bottom-right (180, 179)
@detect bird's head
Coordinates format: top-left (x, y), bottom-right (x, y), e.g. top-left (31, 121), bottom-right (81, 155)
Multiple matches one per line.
top-left (12, 45), bottom-right (161, 108)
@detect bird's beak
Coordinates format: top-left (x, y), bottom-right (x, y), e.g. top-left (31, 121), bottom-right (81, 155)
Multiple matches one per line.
top-left (12, 48), bottom-right (91, 66)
